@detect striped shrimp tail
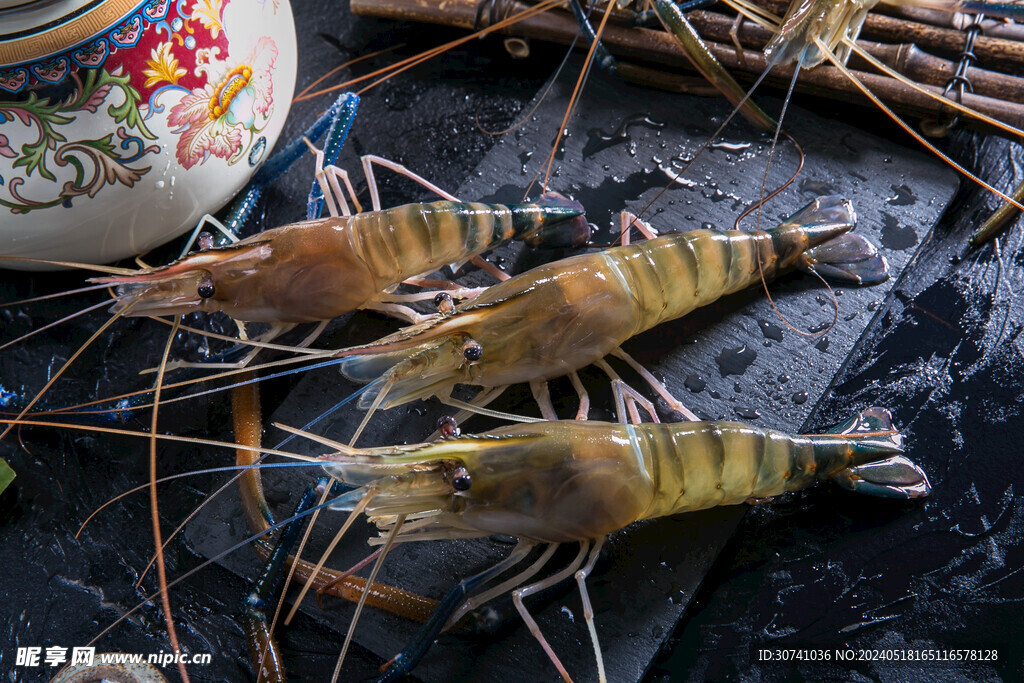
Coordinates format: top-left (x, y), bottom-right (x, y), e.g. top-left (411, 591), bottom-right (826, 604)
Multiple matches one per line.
top-left (816, 407), bottom-right (931, 500)
top-left (782, 195), bottom-right (889, 285)
top-left (510, 192), bottom-right (590, 248)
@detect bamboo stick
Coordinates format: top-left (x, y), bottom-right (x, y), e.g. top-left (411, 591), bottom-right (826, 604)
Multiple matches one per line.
top-left (351, 0), bottom-right (1024, 136)
top-left (756, 0), bottom-right (1024, 72)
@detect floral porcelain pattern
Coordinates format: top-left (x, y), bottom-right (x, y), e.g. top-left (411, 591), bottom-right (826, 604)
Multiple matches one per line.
top-left (0, 0), bottom-right (278, 215)
top-left (0, 0), bottom-right (294, 266)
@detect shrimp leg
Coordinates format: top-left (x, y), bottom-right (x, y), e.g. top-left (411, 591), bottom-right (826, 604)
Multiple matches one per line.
top-left (244, 477), bottom-right (336, 683)
top-left (513, 542), bottom-right (592, 683)
top-left (377, 540), bottom-right (539, 680)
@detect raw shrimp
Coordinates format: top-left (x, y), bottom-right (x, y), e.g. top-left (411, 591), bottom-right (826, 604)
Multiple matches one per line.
top-left (333, 195), bottom-right (886, 423)
top-left (294, 405), bottom-right (929, 681)
top-left (91, 192), bottom-right (589, 324)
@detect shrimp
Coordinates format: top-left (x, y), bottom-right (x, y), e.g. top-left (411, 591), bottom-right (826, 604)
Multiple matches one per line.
top-left (90, 192), bottom-right (589, 324)
top-left (296, 406), bottom-right (929, 681)
top-left (693, 0), bottom-right (1024, 241)
top-left (333, 195), bottom-right (886, 424)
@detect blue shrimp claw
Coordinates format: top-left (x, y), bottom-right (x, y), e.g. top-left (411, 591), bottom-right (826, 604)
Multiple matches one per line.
top-left (833, 455), bottom-right (932, 499)
top-left (216, 92), bottom-right (360, 242)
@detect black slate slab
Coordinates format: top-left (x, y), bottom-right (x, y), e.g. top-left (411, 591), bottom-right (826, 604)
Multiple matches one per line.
top-left (187, 58), bottom-right (958, 681)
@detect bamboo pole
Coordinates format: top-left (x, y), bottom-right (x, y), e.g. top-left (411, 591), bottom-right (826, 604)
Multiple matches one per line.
top-left (351, 0), bottom-right (1024, 136)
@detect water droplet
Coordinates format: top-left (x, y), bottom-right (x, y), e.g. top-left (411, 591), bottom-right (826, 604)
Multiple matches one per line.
top-left (885, 183), bottom-right (918, 206)
top-left (758, 320), bottom-right (784, 341)
top-left (710, 141), bottom-right (751, 152)
top-left (518, 150), bottom-right (533, 174)
top-left (867, 301), bottom-right (881, 311)
top-left (777, 374), bottom-right (790, 384)
top-left (684, 374), bottom-right (706, 393)
top-left (735, 407), bottom-right (761, 419)
top-left (709, 390), bottom-right (721, 399)
top-left (815, 337), bottom-right (830, 353)
top-left (734, 382), bottom-right (742, 393)
top-left (715, 345), bottom-right (757, 377)
top-left (792, 391), bottom-right (808, 405)
top-left (807, 321), bottom-right (830, 334)
top-left (880, 212), bottom-right (918, 250)
top-left (561, 606), bottom-right (575, 622)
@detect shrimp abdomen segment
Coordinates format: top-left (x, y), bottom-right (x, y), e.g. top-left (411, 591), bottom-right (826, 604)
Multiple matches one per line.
top-left (613, 206), bottom-right (852, 331)
top-left (612, 230), bottom-right (773, 330)
top-left (353, 200), bottom-right (586, 290)
top-left (352, 203), bottom-right (511, 288)
top-left (640, 422), bottom-right (861, 519)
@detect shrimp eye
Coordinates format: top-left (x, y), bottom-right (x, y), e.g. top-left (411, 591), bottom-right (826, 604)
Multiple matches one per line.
top-left (462, 339), bottom-right (482, 362)
top-left (451, 467), bottom-right (472, 491)
top-left (433, 292), bottom-right (454, 315)
top-left (197, 278), bottom-right (216, 299)
top-left (437, 415), bottom-right (460, 439)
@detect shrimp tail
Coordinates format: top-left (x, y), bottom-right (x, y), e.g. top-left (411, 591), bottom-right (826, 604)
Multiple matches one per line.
top-left (518, 192), bottom-right (591, 248)
top-left (781, 195), bottom-right (889, 285)
top-left (810, 407), bottom-right (931, 499)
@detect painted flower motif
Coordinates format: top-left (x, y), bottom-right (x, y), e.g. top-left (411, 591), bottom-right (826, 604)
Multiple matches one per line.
top-left (142, 41), bottom-right (186, 88)
top-left (0, 134), bottom-right (16, 159)
top-left (167, 37), bottom-right (277, 169)
top-left (192, 0), bottom-right (226, 38)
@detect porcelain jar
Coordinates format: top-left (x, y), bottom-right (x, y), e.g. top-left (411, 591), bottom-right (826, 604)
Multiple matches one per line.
top-left (0, 0), bottom-right (297, 268)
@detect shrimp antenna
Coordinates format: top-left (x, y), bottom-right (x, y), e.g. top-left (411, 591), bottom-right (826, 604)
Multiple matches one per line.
top-left (3, 281), bottom-right (116, 307)
top-left (293, 0), bottom-right (565, 104)
top-left (294, 44), bottom-right (404, 102)
top-left (75, 461), bottom-right (323, 540)
top-left (476, 32), bottom-right (582, 137)
top-left (83, 483), bottom-right (356, 648)
top-left (0, 298), bottom-right (111, 354)
top-left (750, 62), bottom-right (834, 338)
top-left (147, 316), bottom-right (191, 683)
top-left (540, 0), bottom-right (616, 194)
top-left (0, 305), bottom-right (131, 442)
top-left (137, 378), bottom-right (381, 585)
top-left (755, 62), bottom-right (802, 235)
top-left (733, 130), bottom-right (805, 230)
top-left (284, 490), bottom-right (375, 625)
top-left (276, 378), bottom-right (384, 451)
top-left (842, 37), bottom-right (1024, 142)
top-left (0, 256), bottom-right (138, 275)
top-left (816, 39), bottom-right (1023, 212)
top-left (348, 376), bottom-right (395, 447)
top-left (35, 354), bottom-right (349, 420)
top-left (632, 61), bottom-right (778, 224)
top-left (0, 417), bottom-right (319, 460)
top-left (330, 513), bottom-right (406, 683)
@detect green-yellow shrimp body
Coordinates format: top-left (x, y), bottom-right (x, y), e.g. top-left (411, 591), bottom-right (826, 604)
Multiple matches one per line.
top-left (325, 408), bottom-right (929, 545)
top-left (337, 195), bottom-right (884, 405)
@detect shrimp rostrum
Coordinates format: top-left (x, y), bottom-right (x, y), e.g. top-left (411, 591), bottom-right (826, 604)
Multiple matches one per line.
top-left (336, 194), bottom-right (887, 421)
top-left (302, 406), bottom-right (929, 680)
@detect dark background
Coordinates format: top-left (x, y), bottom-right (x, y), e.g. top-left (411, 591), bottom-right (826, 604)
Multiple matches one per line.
top-left (2, 1), bottom-right (1023, 681)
